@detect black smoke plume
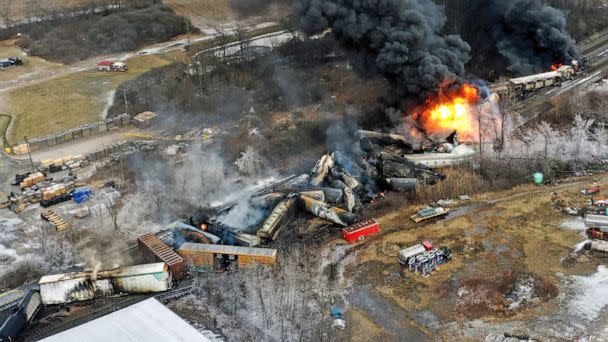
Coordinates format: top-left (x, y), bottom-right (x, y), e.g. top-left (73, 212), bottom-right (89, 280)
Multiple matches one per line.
top-left (451, 0), bottom-right (579, 76)
top-left (293, 0), bottom-right (471, 104)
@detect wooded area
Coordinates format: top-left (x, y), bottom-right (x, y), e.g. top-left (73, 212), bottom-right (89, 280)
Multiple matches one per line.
top-left (0, 0), bottom-right (191, 63)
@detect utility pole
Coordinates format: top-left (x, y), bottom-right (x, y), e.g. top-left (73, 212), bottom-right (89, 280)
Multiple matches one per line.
top-left (23, 136), bottom-right (35, 172)
top-left (185, 16), bottom-right (190, 51)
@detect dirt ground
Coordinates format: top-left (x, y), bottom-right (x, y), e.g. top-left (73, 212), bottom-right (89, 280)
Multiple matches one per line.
top-left (165, 0), bottom-right (290, 28)
top-left (340, 177), bottom-right (607, 341)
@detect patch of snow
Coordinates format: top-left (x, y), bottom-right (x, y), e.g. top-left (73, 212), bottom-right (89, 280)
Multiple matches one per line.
top-left (507, 276), bottom-right (535, 310)
top-left (558, 217), bottom-right (586, 231)
top-left (253, 22), bottom-right (278, 30)
top-left (568, 265), bottom-right (608, 323)
top-left (101, 89), bottom-right (116, 119)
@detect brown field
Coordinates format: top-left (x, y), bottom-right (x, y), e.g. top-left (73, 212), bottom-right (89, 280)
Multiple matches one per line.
top-left (9, 0), bottom-right (82, 21)
top-left (345, 177), bottom-right (606, 340)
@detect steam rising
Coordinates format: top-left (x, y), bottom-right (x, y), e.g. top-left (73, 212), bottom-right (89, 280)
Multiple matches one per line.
top-left (293, 0), bottom-right (471, 101)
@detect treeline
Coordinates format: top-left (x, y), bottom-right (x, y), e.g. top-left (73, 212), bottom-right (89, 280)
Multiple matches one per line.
top-left (0, 0), bottom-right (159, 29)
top-left (0, 1), bottom-right (193, 63)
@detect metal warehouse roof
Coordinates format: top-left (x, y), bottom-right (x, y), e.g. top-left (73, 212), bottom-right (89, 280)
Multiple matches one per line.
top-left (179, 242), bottom-right (277, 257)
top-left (41, 298), bottom-right (211, 342)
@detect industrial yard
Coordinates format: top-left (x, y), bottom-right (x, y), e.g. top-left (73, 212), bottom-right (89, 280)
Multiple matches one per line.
top-left (0, 0), bottom-right (608, 341)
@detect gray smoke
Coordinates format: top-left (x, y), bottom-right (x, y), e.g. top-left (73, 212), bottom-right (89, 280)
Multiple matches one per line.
top-left (461, 0), bottom-right (580, 75)
top-left (293, 0), bottom-right (471, 102)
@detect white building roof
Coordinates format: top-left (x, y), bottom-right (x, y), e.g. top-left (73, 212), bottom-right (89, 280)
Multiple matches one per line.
top-left (41, 298), bottom-right (210, 342)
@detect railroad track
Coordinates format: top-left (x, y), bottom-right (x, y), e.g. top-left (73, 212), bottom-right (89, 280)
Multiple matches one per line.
top-left (215, 173), bottom-right (308, 213)
top-left (21, 283), bottom-right (194, 341)
top-left (154, 285), bottom-right (196, 303)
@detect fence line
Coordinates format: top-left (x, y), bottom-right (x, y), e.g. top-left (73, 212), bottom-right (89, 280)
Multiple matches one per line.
top-left (13, 114), bottom-right (131, 154)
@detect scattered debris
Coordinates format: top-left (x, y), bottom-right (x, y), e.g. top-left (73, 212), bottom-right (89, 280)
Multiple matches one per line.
top-left (399, 240), bottom-right (452, 277)
top-left (411, 207), bottom-right (449, 223)
top-left (133, 111), bottom-right (157, 128)
top-left (41, 209), bottom-right (70, 231)
top-left (330, 306), bottom-right (346, 330)
top-left (582, 185), bottom-right (601, 195)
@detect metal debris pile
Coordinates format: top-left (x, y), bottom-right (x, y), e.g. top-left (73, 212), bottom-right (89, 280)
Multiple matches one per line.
top-left (187, 131), bottom-right (450, 246)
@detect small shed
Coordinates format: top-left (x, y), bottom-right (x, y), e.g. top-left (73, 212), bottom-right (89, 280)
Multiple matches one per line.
top-left (98, 60), bottom-right (113, 71)
top-left (133, 111), bottom-right (157, 128)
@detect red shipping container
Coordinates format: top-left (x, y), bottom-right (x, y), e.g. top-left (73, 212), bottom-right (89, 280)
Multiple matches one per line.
top-left (342, 219), bottom-right (380, 244)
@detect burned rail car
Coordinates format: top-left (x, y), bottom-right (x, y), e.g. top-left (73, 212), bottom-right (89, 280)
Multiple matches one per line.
top-left (137, 233), bottom-right (186, 280)
top-left (177, 242), bottom-right (277, 269)
top-left (0, 290), bottom-right (41, 341)
top-left (38, 263), bottom-right (173, 305)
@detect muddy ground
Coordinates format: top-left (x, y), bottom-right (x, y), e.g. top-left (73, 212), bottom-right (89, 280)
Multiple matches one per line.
top-left (334, 178), bottom-right (608, 341)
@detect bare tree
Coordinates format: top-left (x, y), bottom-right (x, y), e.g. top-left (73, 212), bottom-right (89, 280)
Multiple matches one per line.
top-left (102, 194), bottom-right (120, 232)
top-left (0, 0), bottom-right (13, 28)
top-left (280, 16), bottom-right (300, 41)
top-left (234, 24), bottom-right (250, 63)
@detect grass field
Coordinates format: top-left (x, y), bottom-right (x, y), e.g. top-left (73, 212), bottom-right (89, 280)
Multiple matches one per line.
top-left (165, 0), bottom-right (233, 25)
top-left (3, 53), bottom-right (178, 144)
top-left (0, 41), bottom-right (63, 84)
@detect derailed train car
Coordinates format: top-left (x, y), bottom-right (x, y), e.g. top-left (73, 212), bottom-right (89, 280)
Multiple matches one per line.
top-left (0, 290), bottom-right (41, 341)
top-left (38, 262), bottom-right (172, 305)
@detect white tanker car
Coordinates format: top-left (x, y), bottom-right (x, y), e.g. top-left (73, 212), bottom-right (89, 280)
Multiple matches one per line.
top-left (492, 60), bottom-right (580, 95)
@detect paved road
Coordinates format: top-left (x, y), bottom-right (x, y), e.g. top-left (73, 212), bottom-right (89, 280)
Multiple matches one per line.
top-left (0, 23), bottom-right (280, 96)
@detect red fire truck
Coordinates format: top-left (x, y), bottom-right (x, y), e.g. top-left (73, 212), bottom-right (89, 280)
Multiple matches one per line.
top-left (342, 219), bottom-right (380, 244)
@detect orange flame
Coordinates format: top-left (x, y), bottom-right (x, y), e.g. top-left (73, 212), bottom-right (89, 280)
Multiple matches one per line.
top-left (551, 63), bottom-right (563, 71)
top-left (412, 83), bottom-right (480, 139)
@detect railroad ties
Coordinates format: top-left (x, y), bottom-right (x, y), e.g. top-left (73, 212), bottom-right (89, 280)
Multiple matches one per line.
top-left (41, 209), bottom-right (70, 231)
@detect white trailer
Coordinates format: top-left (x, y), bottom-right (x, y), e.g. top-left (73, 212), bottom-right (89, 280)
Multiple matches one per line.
top-left (398, 244), bottom-right (426, 265)
top-left (99, 262), bottom-right (172, 293)
top-left (39, 272), bottom-right (97, 305)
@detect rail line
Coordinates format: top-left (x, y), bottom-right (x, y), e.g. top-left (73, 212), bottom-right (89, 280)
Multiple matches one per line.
top-left (21, 283), bottom-right (195, 341)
